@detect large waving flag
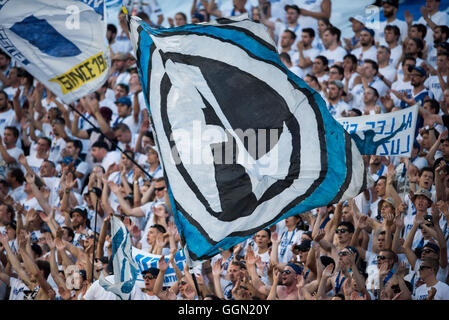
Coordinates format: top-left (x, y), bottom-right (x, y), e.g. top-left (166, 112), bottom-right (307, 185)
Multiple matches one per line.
top-left (99, 216), bottom-right (139, 300)
top-left (127, 13), bottom-right (370, 262)
top-left (0, 0), bottom-right (110, 104)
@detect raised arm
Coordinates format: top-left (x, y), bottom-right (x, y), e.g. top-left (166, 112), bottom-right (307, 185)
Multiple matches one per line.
top-left (0, 234), bottom-right (34, 290)
top-left (109, 181), bottom-right (145, 217)
top-left (403, 218), bottom-right (420, 269)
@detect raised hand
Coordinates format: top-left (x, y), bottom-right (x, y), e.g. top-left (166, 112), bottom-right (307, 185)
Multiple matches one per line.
top-left (322, 264), bottom-right (334, 278)
top-left (212, 258), bottom-right (224, 277)
top-left (158, 255), bottom-right (170, 273)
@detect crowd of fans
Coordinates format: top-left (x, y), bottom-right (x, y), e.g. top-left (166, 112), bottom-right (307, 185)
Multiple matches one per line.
top-left (1, 0), bottom-right (449, 300)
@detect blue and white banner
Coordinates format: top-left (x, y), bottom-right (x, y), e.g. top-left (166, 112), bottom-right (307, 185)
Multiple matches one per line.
top-left (337, 105), bottom-right (418, 158)
top-left (0, 0), bottom-right (110, 104)
top-left (132, 247), bottom-right (185, 287)
top-left (127, 14), bottom-right (370, 262)
top-left (99, 216), bottom-right (139, 300)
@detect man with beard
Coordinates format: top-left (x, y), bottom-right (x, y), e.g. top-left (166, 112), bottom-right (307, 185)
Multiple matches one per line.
top-left (352, 28), bottom-right (378, 63)
top-left (325, 80), bottom-right (350, 118)
top-left (416, 0), bottom-right (449, 49)
top-left (394, 66), bottom-right (433, 109)
top-left (426, 25), bottom-right (449, 70)
top-left (68, 207), bottom-right (93, 248)
top-left (376, 0), bottom-right (408, 46)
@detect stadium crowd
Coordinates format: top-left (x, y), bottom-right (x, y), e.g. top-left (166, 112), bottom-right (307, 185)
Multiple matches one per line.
top-left (1, 0), bottom-right (449, 300)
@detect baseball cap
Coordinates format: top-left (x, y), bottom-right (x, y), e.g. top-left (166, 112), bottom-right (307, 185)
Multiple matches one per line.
top-left (60, 156), bottom-right (74, 165)
top-left (361, 28), bottom-right (375, 37)
top-left (115, 96), bottom-right (132, 106)
top-left (349, 15), bottom-right (365, 25)
top-left (412, 66), bottom-right (427, 77)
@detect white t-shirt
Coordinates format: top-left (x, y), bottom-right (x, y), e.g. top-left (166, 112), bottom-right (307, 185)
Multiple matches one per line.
top-left (25, 154), bottom-right (45, 174)
top-left (390, 78), bottom-right (413, 108)
top-left (379, 65), bottom-right (397, 83)
top-left (389, 45), bottom-right (402, 68)
top-left (0, 109), bottom-right (18, 136)
top-left (8, 277), bottom-right (28, 300)
top-left (377, 18), bottom-right (408, 45)
top-left (321, 46), bottom-right (347, 66)
top-left (292, 47), bottom-right (320, 76)
top-left (425, 75), bottom-right (447, 103)
top-left (413, 281), bottom-right (449, 300)
top-left (352, 45), bottom-right (378, 64)
top-left (100, 151), bottom-right (122, 172)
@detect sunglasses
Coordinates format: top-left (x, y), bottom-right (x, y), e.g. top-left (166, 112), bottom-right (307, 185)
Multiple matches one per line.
top-left (377, 255), bottom-right (387, 260)
top-left (338, 251), bottom-right (349, 257)
top-left (143, 275), bottom-right (155, 280)
top-left (281, 270), bottom-right (292, 275)
top-left (335, 229), bottom-right (349, 234)
top-left (419, 265), bottom-right (432, 271)
top-left (422, 249), bottom-right (436, 254)
top-left (180, 280), bottom-right (187, 286)
top-left (155, 187), bottom-right (165, 192)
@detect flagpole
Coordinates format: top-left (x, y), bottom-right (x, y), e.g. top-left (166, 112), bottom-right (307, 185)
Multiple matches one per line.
top-left (190, 268), bottom-right (202, 300)
top-left (90, 187), bottom-right (101, 283)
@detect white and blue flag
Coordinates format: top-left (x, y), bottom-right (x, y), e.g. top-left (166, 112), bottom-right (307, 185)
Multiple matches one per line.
top-left (132, 247), bottom-right (185, 287)
top-left (337, 105), bottom-right (419, 158)
top-left (127, 13), bottom-right (371, 262)
top-left (99, 216), bottom-right (139, 300)
top-left (0, 0), bottom-right (110, 104)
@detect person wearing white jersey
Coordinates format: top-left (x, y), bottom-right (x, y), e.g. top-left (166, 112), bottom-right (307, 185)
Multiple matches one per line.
top-left (376, 0), bottom-right (408, 46)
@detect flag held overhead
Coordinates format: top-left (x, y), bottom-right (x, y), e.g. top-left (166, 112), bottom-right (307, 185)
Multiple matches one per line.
top-left (127, 14), bottom-right (370, 262)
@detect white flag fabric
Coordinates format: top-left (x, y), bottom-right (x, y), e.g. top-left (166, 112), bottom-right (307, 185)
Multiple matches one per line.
top-left (99, 216), bottom-right (139, 300)
top-left (337, 105), bottom-right (418, 157)
top-left (127, 13), bottom-right (371, 262)
top-left (0, 0), bottom-right (110, 104)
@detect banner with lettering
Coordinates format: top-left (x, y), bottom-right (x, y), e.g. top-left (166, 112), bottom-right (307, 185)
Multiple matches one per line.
top-left (0, 0), bottom-right (110, 104)
top-left (337, 105), bottom-right (418, 157)
top-left (132, 247), bottom-right (186, 287)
